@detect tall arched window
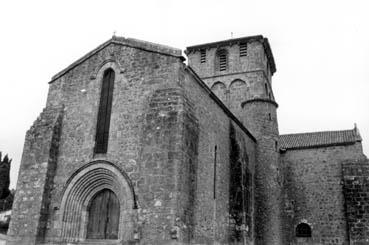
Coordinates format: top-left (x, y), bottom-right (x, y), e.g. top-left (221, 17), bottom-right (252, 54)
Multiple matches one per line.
top-left (94, 68), bottom-right (115, 153)
top-left (216, 49), bottom-right (228, 71)
top-left (296, 223), bottom-right (312, 237)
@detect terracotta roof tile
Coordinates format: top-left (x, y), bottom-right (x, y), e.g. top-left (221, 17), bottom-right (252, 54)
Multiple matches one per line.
top-left (279, 129), bottom-right (362, 150)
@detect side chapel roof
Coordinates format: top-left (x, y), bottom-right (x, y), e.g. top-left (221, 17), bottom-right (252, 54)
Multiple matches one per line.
top-left (279, 127), bottom-right (362, 151)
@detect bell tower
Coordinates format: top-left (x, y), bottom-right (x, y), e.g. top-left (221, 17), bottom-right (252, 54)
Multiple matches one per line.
top-left (186, 35), bottom-right (282, 245)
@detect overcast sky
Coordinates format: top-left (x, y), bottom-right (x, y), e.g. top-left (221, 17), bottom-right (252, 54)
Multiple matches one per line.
top-left (0, 0), bottom-right (368, 188)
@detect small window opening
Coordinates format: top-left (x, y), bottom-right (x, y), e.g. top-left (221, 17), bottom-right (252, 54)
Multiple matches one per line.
top-left (240, 42), bottom-right (248, 57)
top-left (268, 113), bottom-right (272, 121)
top-left (296, 223), bottom-right (312, 237)
top-left (213, 145), bottom-right (217, 199)
top-left (275, 141), bottom-right (278, 151)
top-left (244, 168), bottom-right (252, 234)
top-left (265, 83), bottom-right (268, 95)
top-left (200, 49), bottom-right (206, 63)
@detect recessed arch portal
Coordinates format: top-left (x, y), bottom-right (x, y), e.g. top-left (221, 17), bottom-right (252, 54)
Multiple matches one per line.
top-left (59, 161), bottom-right (135, 242)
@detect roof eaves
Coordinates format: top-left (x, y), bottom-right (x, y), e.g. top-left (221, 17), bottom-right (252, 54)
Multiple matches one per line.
top-left (50, 38), bottom-right (113, 83)
top-left (185, 35), bottom-right (264, 51)
top-left (261, 37), bottom-right (276, 75)
top-left (280, 141), bottom-right (358, 152)
top-left (279, 128), bottom-right (362, 152)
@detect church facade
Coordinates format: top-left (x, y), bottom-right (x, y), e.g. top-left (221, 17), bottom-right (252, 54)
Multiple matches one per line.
top-left (7, 35), bottom-right (369, 245)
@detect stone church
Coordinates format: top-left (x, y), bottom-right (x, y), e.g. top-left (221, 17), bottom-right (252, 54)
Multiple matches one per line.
top-left (7, 35), bottom-right (369, 245)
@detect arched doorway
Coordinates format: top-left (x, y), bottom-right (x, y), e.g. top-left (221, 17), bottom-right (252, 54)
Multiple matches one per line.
top-left (87, 189), bottom-right (120, 239)
top-left (59, 161), bottom-right (136, 242)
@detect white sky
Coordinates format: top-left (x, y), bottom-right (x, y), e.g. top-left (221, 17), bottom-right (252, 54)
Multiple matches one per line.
top-left (0, 0), bottom-right (368, 188)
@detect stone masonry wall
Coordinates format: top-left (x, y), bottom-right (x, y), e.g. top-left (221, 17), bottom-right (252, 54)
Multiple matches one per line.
top-left (187, 41), bottom-right (272, 122)
top-left (342, 157), bottom-right (369, 245)
top-left (8, 106), bottom-right (63, 245)
top-left (44, 42), bottom-right (188, 244)
top-left (187, 40), bottom-right (268, 80)
top-left (281, 143), bottom-right (365, 245)
top-left (12, 37), bottom-right (258, 244)
top-left (242, 100), bottom-right (282, 245)
top-left (181, 67), bottom-right (257, 244)
top-left (11, 40), bottom-right (193, 244)
top-left (137, 87), bottom-right (199, 243)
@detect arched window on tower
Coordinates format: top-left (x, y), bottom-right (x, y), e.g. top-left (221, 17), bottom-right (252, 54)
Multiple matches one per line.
top-left (216, 49), bottom-right (228, 71)
top-left (94, 68), bottom-right (115, 153)
top-left (296, 223), bottom-right (312, 237)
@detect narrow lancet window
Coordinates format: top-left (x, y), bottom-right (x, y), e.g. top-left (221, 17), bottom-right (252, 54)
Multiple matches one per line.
top-left (94, 68), bottom-right (115, 153)
top-left (214, 145), bottom-right (217, 199)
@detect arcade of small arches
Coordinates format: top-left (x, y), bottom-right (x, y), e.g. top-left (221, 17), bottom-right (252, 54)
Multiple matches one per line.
top-left (210, 79), bottom-right (251, 112)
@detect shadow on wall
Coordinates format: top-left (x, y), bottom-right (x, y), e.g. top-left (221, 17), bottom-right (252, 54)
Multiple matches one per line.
top-left (229, 123), bottom-right (251, 243)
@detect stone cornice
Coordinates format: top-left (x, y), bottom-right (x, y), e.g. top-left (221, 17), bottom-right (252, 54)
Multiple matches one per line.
top-left (279, 141), bottom-right (358, 152)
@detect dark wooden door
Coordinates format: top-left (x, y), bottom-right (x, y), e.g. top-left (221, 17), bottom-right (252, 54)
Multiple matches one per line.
top-left (87, 189), bottom-right (120, 239)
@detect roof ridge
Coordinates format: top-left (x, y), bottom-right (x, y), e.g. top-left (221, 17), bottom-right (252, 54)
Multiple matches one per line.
top-left (280, 128), bottom-right (355, 137)
top-left (121, 37), bottom-right (181, 53)
top-left (279, 127), bottom-right (361, 151)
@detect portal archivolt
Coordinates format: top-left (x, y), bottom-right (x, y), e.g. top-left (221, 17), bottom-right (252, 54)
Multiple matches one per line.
top-left (59, 161), bottom-right (135, 242)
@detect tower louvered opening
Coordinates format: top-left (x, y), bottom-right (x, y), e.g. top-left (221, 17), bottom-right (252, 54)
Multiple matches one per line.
top-left (217, 49), bottom-right (228, 71)
top-left (240, 42), bottom-right (248, 57)
top-left (200, 49), bottom-right (206, 63)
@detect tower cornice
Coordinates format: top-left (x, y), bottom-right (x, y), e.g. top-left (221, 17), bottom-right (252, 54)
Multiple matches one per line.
top-left (241, 98), bottom-right (279, 108)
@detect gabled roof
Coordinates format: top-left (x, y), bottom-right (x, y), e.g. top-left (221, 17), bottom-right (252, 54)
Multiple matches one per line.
top-left (50, 36), bottom-right (184, 83)
top-left (279, 128), bottom-right (362, 151)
